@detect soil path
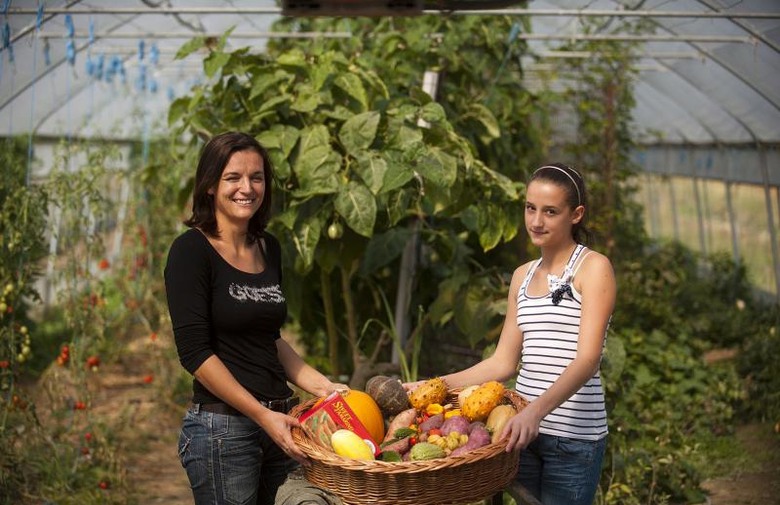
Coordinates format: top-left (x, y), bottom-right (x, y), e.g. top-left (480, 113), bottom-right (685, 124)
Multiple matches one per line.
top-left (701, 423), bottom-right (780, 505)
top-left (90, 335), bottom-right (192, 504)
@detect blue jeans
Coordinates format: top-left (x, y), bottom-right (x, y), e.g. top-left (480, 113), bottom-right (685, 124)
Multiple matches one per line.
top-left (178, 405), bottom-right (298, 505)
top-left (517, 433), bottom-right (607, 505)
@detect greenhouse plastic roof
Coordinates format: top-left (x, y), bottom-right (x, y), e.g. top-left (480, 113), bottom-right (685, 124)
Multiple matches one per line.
top-left (1, 0), bottom-right (779, 146)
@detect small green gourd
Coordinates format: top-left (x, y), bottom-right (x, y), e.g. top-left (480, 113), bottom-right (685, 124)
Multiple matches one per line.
top-left (409, 442), bottom-right (446, 461)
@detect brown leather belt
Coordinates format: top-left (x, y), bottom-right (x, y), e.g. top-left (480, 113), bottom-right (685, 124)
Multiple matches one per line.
top-left (195, 397), bottom-right (300, 416)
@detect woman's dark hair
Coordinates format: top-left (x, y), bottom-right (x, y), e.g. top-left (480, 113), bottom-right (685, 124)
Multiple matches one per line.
top-left (529, 163), bottom-right (592, 245)
top-left (184, 131), bottom-right (273, 242)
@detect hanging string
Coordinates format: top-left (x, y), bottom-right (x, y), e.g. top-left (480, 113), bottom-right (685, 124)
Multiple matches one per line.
top-left (26, 2), bottom-right (44, 185)
top-left (485, 22), bottom-right (522, 105)
top-left (3, 19), bottom-right (14, 134)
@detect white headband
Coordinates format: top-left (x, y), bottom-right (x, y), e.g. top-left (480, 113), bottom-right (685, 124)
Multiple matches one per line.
top-left (533, 165), bottom-right (582, 206)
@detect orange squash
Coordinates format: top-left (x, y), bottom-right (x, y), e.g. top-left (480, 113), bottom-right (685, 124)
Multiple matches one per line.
top-left (342, 389), bottom-right (385, 443)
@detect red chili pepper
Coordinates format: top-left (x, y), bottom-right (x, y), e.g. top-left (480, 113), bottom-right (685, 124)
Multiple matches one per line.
top-left (409, 437), bottom-right (418, 446)
top-left (428, 428), bottom-right (442, 437)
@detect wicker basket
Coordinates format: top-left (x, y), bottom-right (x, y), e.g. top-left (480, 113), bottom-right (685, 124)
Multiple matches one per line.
top-left (290, 388), bottom-right (527, 505)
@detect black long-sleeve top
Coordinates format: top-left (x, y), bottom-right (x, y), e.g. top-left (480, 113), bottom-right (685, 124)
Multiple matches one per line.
top-left (164, 228), bottom-right (293, 404)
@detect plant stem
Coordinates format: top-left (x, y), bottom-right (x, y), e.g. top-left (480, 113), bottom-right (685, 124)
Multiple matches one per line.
top-left (320, 268), bottom-right (340, 377)
top-left (339, 265), bottom-right (360, 372)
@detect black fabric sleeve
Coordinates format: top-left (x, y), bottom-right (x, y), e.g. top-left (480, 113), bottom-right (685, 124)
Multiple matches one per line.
top-left (263, 232), bottom-right (284, 340)
top-left (164, 230), bottom-right (214, 375)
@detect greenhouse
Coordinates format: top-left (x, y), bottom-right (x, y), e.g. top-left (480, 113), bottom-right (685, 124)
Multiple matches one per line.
top-left (1, 1), bottom-right (778, 505)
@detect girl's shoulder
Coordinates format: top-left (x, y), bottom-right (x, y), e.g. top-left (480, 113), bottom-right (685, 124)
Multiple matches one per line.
top-left (573, 248), bottom-right (615, 284)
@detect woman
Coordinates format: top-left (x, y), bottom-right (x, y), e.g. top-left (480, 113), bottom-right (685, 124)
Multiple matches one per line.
top-left (415, 163), bottom-right (615, 505)
top-left (164, 131), bottom-right (344, 505)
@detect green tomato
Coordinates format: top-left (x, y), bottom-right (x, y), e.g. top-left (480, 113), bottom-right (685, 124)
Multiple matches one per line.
top-left (327, 222), bottom-right (344, 240)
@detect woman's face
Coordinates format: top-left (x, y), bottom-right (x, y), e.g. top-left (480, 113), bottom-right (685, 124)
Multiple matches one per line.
top-left (209, 149), bottom-right (265, 227)
top-left (524, 180), bottom-right (582, 248)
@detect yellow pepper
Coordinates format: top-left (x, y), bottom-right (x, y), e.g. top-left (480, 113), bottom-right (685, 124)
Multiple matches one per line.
top-left (444, 408), bottom-right (462, 419)
top-left (425, 403), bottom-right (445, 416)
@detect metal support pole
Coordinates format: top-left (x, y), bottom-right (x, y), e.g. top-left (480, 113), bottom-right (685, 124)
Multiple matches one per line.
top-left (666, 147), bottom-right (680, 242)
top-left (645, 173), bottom-right (659, 238)
top-left (759, 145), bottom-right (780, 300)
top-left (724, 149), bottom-right (740, 265)
top-left (392, 70), bottom-right (439, 368)
top-left (692, 176), bottom-right (707, 256)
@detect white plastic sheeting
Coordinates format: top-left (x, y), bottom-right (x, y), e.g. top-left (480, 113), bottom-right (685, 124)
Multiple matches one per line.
top-left (0, 1), bottom-right (778, 146)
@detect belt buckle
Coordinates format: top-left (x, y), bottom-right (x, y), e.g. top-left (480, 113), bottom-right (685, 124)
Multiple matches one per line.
top-left (266, 396), bottom-right (299, 413)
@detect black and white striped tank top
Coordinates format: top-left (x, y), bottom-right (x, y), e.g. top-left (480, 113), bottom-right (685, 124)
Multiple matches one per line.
top-left (515, 244), bottom-right (609, 441)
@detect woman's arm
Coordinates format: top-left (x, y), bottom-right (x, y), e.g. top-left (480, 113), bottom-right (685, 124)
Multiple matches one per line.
top-left (502, 252), bottom-right (616, 451)
top-left (192, 356), bottom-right (311, 465)
top-left (276, 338), bottom-right (346, 397)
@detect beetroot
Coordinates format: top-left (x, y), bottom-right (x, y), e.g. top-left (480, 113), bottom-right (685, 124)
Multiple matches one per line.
top-left (440, 415), bottom-right (470, 436)
top-left (419, 413), bottom-right (444, 432)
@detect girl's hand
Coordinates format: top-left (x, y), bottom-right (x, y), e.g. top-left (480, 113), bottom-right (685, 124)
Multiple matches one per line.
top-left (500, 406), bottom-right (542, 452)
top-left (402, 380), bottom-right (425, 393)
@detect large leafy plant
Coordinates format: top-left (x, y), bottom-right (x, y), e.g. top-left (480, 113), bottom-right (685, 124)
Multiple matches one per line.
top-left (170, 35), bottom-right (521, 379)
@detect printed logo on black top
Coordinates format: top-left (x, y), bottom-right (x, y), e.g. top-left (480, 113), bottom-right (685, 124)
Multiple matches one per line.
top-left (228, 283), bottom-right (285, 304)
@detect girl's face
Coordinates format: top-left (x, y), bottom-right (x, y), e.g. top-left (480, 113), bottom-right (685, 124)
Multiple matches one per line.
top-left (524, 180), bottom-right (583, 248)
top-left (209, 149), bottom-right (265, 227)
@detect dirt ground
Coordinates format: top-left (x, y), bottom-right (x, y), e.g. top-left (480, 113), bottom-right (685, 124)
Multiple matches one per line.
top-left (45, 332), bottom-right (777, 505)
top-left (700, 423), bottom-right (780, 505)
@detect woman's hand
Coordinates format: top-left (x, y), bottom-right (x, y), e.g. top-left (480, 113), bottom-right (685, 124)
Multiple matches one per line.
top-left (500, 405), bottom-right (543, 452)
top-left (326, 382), bottom-right (350, 395)
top-left (262, 410), bottom-right (310, 466)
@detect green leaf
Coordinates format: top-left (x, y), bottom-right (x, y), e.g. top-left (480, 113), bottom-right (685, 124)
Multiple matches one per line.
top-left (277, 49), bottom-right (308, 69)
top-left (291, 216), bottom-right (322, 270)
top-left (479, 164), bottom-right (520, 200)
top-left (291, 84), bottom-right (322, 113)
top-left (334, 73), bottom-right (368, 111)
top-left (465, 103), bottom-right (501, 138)
top-left (175, 37), bottom-right (206, 60)
top-left (454, 284), bottom-right (499, 347)
top-left (339, 111), bottom-right (380, 153)
top-left (168, 96), bottom-right (190, 126)
top-left (299, 124), bottom-right (331, 153)
top-left (359, 227), bottom-right (413, 276)
top-left (216, 26), bottom-right (235, 52)
top-left (477, 204), bottom-right (503, 251)
top-left (204, 51), bottom-right (231, 78)
top-left (415, 148), bottom-right (457, 188)
top-left (420, 102), bottom-right (446, 124)
top-left (387, 125), bottom-right (423, 151)
top-left (293, 147), bottom-right (341, 198)
top-left (381, 155), bottom-right (415, 195)
top-left (310, 58), bottom-right (335, 91)
top-left (254, 94), bottom-right (292, 118)
top-left (335, 181), bottom-right (376, 237)
top-left (354, 66), bottom-right (389, 99)
top-left (354, 152), bottom-right (387, 195)
top-left (249, 71), bottom-right (286, 100)
top-left (268, 149), bottom-right (292, 180)
top-left (256, 125), bottom-right (300, 157)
